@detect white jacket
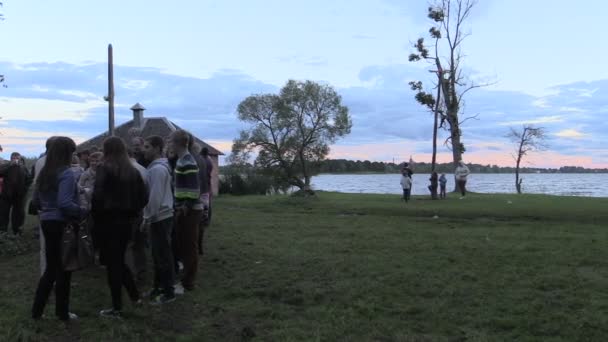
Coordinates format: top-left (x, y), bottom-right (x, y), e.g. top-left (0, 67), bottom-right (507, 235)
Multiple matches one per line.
top-left (455, 164), bottom-right (470, 181)
top-left (400, 175), bottom-right (412, 190)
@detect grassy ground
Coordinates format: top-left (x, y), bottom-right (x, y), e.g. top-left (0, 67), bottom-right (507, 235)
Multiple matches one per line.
top-left (1, 191), bottom-right (608, 341)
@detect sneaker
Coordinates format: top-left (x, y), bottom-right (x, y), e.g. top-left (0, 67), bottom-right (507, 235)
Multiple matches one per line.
top-left (174, 283), bottom-right (185, 295)
top-left (99, 308), bottom-right (122, 319)
top-left (146, 288), bottom-right (162, 299)
top-left (57, 312), bottom-right (78, 321)
top-left (150, 294), bottom-right (176, 305)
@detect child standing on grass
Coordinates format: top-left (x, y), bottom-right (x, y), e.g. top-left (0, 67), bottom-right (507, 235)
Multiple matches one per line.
top-left (400, 172), bottom-right (412, 203)
top-left (439, 173), bottom-right (447, 199)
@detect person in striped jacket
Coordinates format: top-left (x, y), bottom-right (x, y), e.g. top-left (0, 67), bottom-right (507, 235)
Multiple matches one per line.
top-left (169, 130), bottom-right (203, 291)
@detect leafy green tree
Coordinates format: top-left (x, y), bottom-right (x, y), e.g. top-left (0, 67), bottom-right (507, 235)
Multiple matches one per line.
top-left (409, 0), bottom-right (482, 171)
top-left (233, 80), bottom-right (352, 192)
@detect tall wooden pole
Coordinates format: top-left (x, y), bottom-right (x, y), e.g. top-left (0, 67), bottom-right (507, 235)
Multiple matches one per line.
top-left (108, 44), bottom-right (115, 136)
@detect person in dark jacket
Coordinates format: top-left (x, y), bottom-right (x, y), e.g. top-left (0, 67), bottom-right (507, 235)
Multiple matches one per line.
top-left (92, 137), bottom-right (148, 318)
top-left (170, 130), bottom-right (202, 291)
top-left (0, 152), bottom-right (32, 234)
top-left (31, 137), bottom-right (84, 321)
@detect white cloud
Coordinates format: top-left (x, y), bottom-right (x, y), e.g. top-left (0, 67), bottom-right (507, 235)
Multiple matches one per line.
top-left (57, 89), bottom-right (99, 99)
top-left (0, 97), bottom-right (106, 121)
top-left (558, 106), bottom-right (586, 113)
top-left (0, 125), bottom-right (87, 157)
top-left (498, 115), bottom-right (564, 126)
top-left (531, 98), bottom-right (550, 108)
top-left (554, 129), bottom-right (589, 139)
top-left (121, 80), bottom-right (151, 90)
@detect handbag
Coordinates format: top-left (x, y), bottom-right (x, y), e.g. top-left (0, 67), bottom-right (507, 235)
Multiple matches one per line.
top-left (62, 219), bottom-right (95, 271)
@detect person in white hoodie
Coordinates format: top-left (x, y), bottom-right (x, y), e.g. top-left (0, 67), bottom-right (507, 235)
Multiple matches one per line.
top-left (142, 136), bottom-right (176, 304)
top-left (454, 160), bottom-right (471, 199)
top-left (400, 172), bottom-right (412, 203)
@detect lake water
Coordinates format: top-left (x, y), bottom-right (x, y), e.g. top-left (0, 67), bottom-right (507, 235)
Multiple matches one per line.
top-left (311, 173), bottom-right (608, 198)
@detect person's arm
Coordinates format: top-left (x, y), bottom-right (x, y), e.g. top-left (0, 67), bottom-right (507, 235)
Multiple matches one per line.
top-left (57, 170), bottom-right (85, 219)
top-left (143, 166), bottom-right (163, 222)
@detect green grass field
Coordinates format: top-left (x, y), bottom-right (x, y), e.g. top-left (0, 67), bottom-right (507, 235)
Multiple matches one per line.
top-left (1, 192), bottom-right (608, 341)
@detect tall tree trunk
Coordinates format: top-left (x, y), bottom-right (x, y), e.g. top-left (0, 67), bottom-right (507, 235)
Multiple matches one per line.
top-left (449, 110), bottom-right (463, 192)
top-left (515, 142), bottom-right (524, 194)
top-left (431, 83), bottom-right (442, 172)
top-left (298, 150), bottom-right (311, 192)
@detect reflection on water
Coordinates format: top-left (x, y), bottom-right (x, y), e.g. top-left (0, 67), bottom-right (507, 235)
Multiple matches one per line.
top-left (311, 173), bottom-right (608, 197)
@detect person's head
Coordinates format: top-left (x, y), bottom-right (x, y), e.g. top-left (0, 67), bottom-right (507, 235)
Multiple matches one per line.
top-left (89, 146), bottom-right (100, 154)
top-left (37, 137), bottom-right (76, 192)
top-left (71, 154), bottom-right (80, 166)
top-left (201, 147), bottom-right (209, 157)
top-left (169, 130), bottom-right (190, 155)
top-left (441, 173), bottom-right (445, 177)
top-left (144, 135), bottom-right (165, 162)
top-left (458, 160), bottom-right (465, 167)
top-left (10, 152), bottom-right (21, 164)
top-left (131, 137), bottom-right (145, 154)
top-left (45, 136), bottom-right (58, 152)
top-left (102, 136), bottom-right (134, 180)
top-left (88, 152), bottom-right (103, 171)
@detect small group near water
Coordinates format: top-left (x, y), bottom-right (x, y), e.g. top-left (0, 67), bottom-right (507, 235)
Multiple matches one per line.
top-left (399, 161), bottom-right (471, 202)
top-left (1, 130), bottom-right (214, 322)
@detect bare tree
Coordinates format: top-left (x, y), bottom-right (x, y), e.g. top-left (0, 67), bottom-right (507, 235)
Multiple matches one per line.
top-left (409, 0), bottom-right (483, 172)
top-left (506, 125), bottom-right (548, 194)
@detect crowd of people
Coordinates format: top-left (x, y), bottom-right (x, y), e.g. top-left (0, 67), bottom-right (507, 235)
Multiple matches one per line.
top-left (26, 130), bottom-right (213, 321)
top-left (399, 160), bottom-right (471, 202)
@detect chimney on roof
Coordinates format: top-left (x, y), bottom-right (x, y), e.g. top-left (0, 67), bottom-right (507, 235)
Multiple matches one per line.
top-left (130, 102), bottom-right (145, 128)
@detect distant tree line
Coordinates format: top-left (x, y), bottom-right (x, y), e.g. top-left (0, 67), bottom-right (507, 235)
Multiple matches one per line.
top-left (298, 159), bottom-right (608, 174)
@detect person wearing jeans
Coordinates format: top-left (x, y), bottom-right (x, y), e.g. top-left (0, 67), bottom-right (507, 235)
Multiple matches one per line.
top-left (169, 130), bottom-right (202, 291)
top-left (31, 137), bottom-right (84, 322)
top-left (143, 135), bottom-right (176, 304)
top-left (92, 137), bottom-right (148, 318)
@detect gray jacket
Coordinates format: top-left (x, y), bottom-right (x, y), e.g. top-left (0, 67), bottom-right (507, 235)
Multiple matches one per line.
top-left (144, 158), bottom-right (174, 223)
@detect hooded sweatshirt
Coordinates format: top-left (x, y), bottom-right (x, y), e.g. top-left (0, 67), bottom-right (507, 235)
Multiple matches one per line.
top-left (454, 163), bottom-right (471, 181)
top-left (144, 158), bottom-right (174, 224)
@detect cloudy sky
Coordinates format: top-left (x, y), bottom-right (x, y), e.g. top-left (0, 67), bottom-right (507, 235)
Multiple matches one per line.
top-left (1, 0), bottom-right (607, 167)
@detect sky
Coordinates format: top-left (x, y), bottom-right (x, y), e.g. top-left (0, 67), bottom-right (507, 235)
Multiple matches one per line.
top-left (1, 0), bottom-right (608, 168)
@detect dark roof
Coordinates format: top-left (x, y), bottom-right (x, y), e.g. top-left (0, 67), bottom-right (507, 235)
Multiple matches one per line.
top-left (77, 117), bottom-right (224, 156)
top-left (130, 103), bottom-right (146, 111)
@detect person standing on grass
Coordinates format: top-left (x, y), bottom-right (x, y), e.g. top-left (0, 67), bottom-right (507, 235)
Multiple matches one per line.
top-left (0, 152), bottom-right (31, 235)
top-left (33, 137), bottom-right (58, 275)
top-left (400, 171), bottom-right (412, 203)
top-left (189, 140), bottom-right (209, 256)
top-left (126, 148), bottom-right (150, 287)
top-left (169, 130), bottom-right (203, 292)
top-left (142, 135), bottom-right (176, 304)
top-left (31, 137), bottom-right (84, 322)
top-left (92, 137), bottom-right (148, 318)
top-left (439, 173), bottom-right (447, 199)
top-left (200, 146), bottom-right (213, 224)
top-left (78, 152), bottom-right (103, 256)
top-left (454, 161), bottom-right (471, 199)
